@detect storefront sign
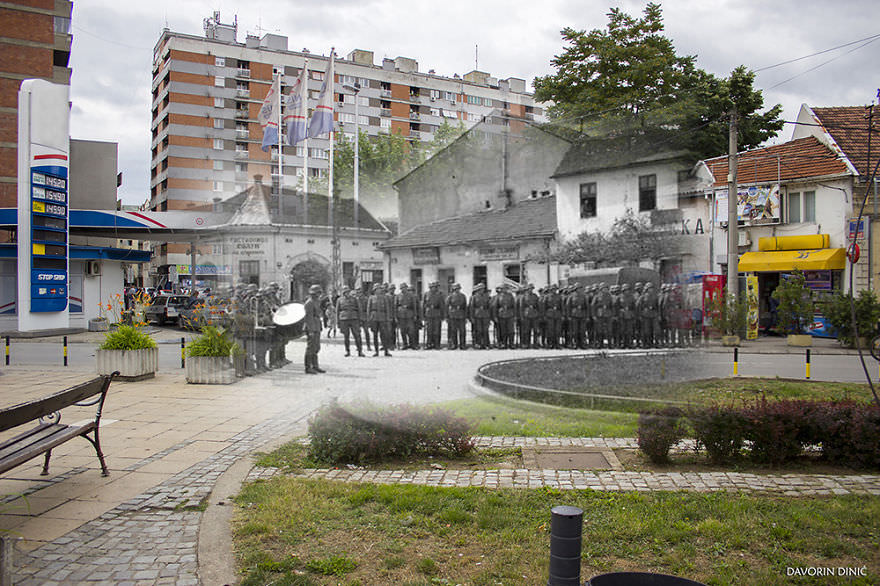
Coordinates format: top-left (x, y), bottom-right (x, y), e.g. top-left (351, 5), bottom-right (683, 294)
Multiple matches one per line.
top-left (359, 260), bottom-right (384, 270)
top-left (175, 264), bottom-right (232, 275)
top-left (478, 245), bottom-right (519, 261)
top-left (714, 185), bottom-right (781, 226)
top-left (230, 236), bottom-right (267, 256)
top-left (412, 247), bottom-right (440, 265)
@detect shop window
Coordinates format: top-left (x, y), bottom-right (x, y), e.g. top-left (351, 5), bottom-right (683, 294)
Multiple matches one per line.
top-left (239, 260), bottom-right (260, 285)
top-left (639, 174), bottom-right (656, 212)
top-left (503, 263), bottom-right (521, 284)
top-left (789, 192), bottom-right (801, 223)
top-left (579, 182), bottom-right (597, 218)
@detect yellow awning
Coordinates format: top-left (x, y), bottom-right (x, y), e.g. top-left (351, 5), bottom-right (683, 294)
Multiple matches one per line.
top-left (739, 248), bottom-right (847, 272)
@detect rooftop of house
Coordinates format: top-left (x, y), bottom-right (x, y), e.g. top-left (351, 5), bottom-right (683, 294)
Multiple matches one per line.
top-left (702, 136), bottom-right (852, 188)
top-left (810, 106), bottom-right (876, 178)
top-left (380, 195), bottom-right (556, 249)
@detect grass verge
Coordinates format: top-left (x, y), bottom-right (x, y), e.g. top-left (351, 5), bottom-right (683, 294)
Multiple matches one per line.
top-left (234, 478), bottom-right (880, 585)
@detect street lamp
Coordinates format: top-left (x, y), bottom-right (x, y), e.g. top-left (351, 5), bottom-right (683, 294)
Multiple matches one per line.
top-left (342, 83), bottom-right (360, 231)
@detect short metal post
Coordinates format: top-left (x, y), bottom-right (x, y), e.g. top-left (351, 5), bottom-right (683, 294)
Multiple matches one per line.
top-left (0, 535), bottom-right (15, 586)
top-left (733, 347), bottom-right (739, 377)
top-left (805, 348), bottom-right (811, 380)
top-left (4, 336), bottom-right (8, 366)
top-left (181, 337), bottom-right (186, 369)
top-left (63, 335), bottom-right (68, 367)
top-left (548, 505), bottom-right (583, 586)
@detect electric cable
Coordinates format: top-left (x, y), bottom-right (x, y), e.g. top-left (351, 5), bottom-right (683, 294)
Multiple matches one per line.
top-left (754, 32), bottom-right (880, 72)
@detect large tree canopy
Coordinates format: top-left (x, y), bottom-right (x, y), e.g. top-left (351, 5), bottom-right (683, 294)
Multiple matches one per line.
top-left (534, 3), bottom-right (783, 158)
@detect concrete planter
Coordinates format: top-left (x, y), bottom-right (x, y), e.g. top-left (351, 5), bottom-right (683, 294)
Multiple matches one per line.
top-left (88, 318), bottom-right (109, 332)
top-left (186, 355), bottom-right (235, 384)
top-left (787, 334), bottom-right (812, 347)
top-left (721, 335), bottom-right (740, 347)
top-left (97, 348), bottom-right (158, 380)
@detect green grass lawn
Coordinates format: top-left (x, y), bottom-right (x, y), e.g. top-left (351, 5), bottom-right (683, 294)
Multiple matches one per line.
top-left (234, 479), bottom-right (880, 585)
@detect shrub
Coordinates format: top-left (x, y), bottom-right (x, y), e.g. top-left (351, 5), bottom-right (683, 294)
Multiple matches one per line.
top-left (821, 289), bottom-right (880, 345)
top-left (744, 399), bottom-right (812, 466)
top-left (186, 326), bottom-right (240, 357)
top-left (637, 406), bottom-right (685, 464)
top-left (771, 270), bottom-right (813, 335)
top-left (706, 292), bottom-right (747, 337)
top-left (689, 404), bottom-right (748, 465)
top-left (98, 324), bottom-right (156, 350)
top-left (807, 401), bottom-right (880, 467)
top-left (307, 400), bottom-right (475, 464)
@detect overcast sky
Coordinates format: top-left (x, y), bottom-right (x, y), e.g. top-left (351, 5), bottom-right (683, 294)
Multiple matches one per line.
top-left (67, 0), bottom-right (879, 206)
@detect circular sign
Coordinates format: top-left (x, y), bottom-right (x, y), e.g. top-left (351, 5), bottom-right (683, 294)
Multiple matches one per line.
top-left (195, 217), bottom-right (205, 226)
top-left (848, 243), bottom-right (860, 264)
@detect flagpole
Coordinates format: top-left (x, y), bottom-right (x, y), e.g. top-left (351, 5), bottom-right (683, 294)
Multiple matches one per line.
top-left (302, 59), bottom-right (309, 226)
top-left (276, 71), bottom-right (283, 219)
top-left (328, 48), bottom-right (338, 292)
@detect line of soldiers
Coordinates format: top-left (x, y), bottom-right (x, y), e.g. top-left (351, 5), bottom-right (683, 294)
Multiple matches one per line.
top-left (333, 280), bottom-right (695, 354)
top-left (229, 282), bottom-right (291, 376)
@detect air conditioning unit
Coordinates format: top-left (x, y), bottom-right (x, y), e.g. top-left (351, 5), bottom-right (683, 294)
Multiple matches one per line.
top-left (85, 261), bottom-right (102, 276)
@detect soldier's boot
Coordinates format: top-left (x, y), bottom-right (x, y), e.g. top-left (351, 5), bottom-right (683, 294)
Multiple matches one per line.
top-left (344, 341), bottom-right (351, 357)
top-left (313, 356), bottom-right (326, 373)
top-left (305, 355), bottom-right (316, 374)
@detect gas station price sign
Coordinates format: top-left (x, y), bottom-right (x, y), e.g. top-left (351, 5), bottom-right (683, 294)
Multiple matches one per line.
top-left (30, 164), bottom-right (68, 312)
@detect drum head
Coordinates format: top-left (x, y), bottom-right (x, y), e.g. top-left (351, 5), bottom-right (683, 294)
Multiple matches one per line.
top-left (273, 303), bottom-right (305, 326)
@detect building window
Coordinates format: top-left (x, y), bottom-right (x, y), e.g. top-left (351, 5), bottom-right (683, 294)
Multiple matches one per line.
top-left (213, 139), bottom-right (224, 150)
top-left (215, 56), bottom-right (225, 67)
top-left (213, 160), bottom-right (224, 170)
top-left (804, 190), bottom-right (816, 222)
top-left (358, 115), bottom-right (369, 125)
top-left (579, 182), bottom-right (597, 218)
top-left (213, 181), bottom-right (223, 192)
top-left (503, 263), bottom-right (521, 284)
top-left (214, 76), bottom-right (225, 87)
top-left (214, 97), bottom-right (224, 108)
top-left (358, 96), bottom-right (369, 107)
top-left (380, 119), bottom-right (391, 130)
top-left (54, 16), bottom-right (71, 34)
top-left (483, 97), bottom-right (493, 106)
top-left (213, 118), bottom-right (224, 129)
top-left (468, 112), bottom-right (480, 122)
top-left (638, 174), bottom-right (657, 212)
top-left (430, 108), bottom-right (440, 117)
top-left (309, 148), bottom-right (329, 159)
top-left (789, 192), bottom-right (801, 223)
top-left (445, 91), bottom-right (456, 102)
top-left (239, 260), bottom-right (260, 285)
top-left (467, 95), bottom-right (480, 105)
top-left (340, 112), bottom-right (356, 124)
top-left (310, 70), bottom-right (324, 81)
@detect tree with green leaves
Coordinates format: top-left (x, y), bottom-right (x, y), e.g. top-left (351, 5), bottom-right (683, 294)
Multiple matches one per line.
top-left (534, 3), bottom-right (783, 158)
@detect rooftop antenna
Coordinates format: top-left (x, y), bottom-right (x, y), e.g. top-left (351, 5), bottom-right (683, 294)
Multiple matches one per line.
top-left (475, 44), bottom-right (479, 71)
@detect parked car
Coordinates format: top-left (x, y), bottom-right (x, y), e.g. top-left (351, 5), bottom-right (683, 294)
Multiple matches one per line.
top-left (144, 294), bottom-right (191, 326)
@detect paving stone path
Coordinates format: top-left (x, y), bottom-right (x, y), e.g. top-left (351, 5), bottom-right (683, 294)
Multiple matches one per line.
top-left (250, 436), bottom-right (880, 497)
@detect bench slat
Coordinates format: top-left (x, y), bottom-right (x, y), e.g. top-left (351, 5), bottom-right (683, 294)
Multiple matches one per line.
top-left (0, 423), bottom-right (96, 475)
top-left (0, 423), bottom-right (66, 461)
top-left (0, 377), bottom-right (108, 433)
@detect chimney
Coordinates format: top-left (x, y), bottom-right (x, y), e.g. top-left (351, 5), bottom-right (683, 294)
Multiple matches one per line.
top-left (254, 174), bottom-right (263, 184)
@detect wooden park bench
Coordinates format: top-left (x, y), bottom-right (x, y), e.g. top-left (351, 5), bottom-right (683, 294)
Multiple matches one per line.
top-left (0, 373), bottom-right (117, 478)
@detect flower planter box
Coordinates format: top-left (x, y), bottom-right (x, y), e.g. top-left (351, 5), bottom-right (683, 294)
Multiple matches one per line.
top-left (88, 318), bottom-right (109, 332)
top-left (721, 335), bottom-right (740, 347)
top-left (186, 356), bottom-right (235, 385)
top-left (787, 334), bottom-right (812, 347)
top-left (96, 348), bottom-right (158, 380)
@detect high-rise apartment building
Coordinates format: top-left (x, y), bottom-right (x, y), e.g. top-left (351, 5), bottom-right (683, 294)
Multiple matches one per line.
top-left (150, 12), bottom-right (546, 223)
top-left (0, 0), bottom-right (73, 208)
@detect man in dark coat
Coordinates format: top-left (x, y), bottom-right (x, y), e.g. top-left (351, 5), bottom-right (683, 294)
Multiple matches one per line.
top-left (468, 283), bottom-right (492, 349)
top-left (396, 283), bottom-right (420, 350)
top-left (367, 283), bottom-right (393, 356)
top-left (422, 281), bottom-right (445, 349)
top-left (336, 285), bottom-right (364, 357)
top-left (303, 284), bottom-right (325, 374)
top-left (445, 283), bottom-right (468, 350)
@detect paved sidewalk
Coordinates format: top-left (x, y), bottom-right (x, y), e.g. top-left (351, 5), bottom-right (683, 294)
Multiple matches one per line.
top-left (255, 436), bottom-right (880, 497)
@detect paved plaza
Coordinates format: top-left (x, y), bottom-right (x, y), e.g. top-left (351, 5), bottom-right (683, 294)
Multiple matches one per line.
top-left (0, 334), bottom-right (875, 584)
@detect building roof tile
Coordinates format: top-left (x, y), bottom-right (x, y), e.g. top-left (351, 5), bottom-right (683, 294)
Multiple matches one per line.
top-left (381, 196), bottom-right (556, 249)
top-left (811, 106), bottom-right (876, 177)
top-left (702, 136), bottom-right (850, 188)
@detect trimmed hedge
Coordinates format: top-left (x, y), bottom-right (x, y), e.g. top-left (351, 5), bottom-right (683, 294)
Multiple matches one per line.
top-left (637, 407), bottom-right (685, 464)
top-left (308, 400), bottom-right (475, 464)
top-left (639, 399), bottom-right (880, 469)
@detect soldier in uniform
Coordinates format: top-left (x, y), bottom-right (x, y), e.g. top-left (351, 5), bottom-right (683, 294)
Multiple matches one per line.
top-left (542, 284), bottom-right (563, 349)
top-left (566, 283), bottom-right (588, 349)
top-left (592, 283), bottom-right (613, 349)
top-left (633, 282), bottom-right (644, 347)
top-left (445, 283), bottom-right (468, 350)
top-left (468, 283), bottom-right (492, 349)
top-left (367, 283), bottom-right (393, 356)
top-left (303, 284), bottom-right (325, 374)
top-left (231, 284), bottom-right (253, 377)
top-left (519, 284), bottom-right (541, 349)
top-left (422, 281), bottom-right (445, 349)
top-left (336, 285), bottom-right (365, 357)
top-left (396, 283), bottom-right (420, 350)
top-left (618, 283), bottom-right (637, 349)
top-left (387, 283), bottom-right (398, 350)
top-left (356, 284), bottom-right (372, 353)
top-left (493, 284), bottom-right (517, 349)
top-left (609, 284), bottom-right (621, 348)
top-left (638, 282), bottom-right (660, 348)
top-left (514, 286), bottom-right (525, 349)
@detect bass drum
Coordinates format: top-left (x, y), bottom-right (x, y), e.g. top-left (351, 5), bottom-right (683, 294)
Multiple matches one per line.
top-left (272, 302), bottom-right (306, 339)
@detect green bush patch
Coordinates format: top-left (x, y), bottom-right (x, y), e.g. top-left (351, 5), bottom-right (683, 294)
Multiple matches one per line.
top-left (98, 324), bottom-right (157, 350)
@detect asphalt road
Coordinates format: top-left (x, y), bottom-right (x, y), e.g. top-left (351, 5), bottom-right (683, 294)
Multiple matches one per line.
top-left (2, 337), bottom-right (876, 385)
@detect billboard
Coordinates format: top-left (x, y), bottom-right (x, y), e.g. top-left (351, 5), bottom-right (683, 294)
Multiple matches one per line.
top-left (714, 185), bottom-right (781, 226)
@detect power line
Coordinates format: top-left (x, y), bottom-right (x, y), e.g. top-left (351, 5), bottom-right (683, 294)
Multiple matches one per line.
top-left (767, 36), bottom-right (880, 90)
top-left (72, 25), bottom-right (151, 51)
top-left (754, 32), bottom-right (880, 72)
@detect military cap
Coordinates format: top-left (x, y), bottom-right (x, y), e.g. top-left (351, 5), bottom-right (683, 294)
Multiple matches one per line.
top-left (429, 281), bottom-right (439, 287)
top-left (473, 283), bottom-right (486, 291)
top-left (308, 284), bottom-right (323, 294)
top-left (399, 282), bottom-right (409, 289)
top-left (452, 283), bottom-right (461, 290)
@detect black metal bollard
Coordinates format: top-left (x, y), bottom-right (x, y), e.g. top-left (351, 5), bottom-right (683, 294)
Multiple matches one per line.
top-left (548, 505), bottom-right (583, 586)
top-left (63, 336), bottom-right (68, 367)
top-left (4, 336), bottom-right (8, 366)
top-left (181, 337), bottom-right (186, 369)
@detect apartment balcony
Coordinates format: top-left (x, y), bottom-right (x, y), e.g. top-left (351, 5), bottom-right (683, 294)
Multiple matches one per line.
top-left (236, 129), bottom-right (249, 139)
top-left (234, 150), bottom-right (249, 159)
top-left (234, 109), bottom-right (249, 119)
top-left (235, 171), bottom-right (249, 181)
top-left (236, 69), bottom-right (251, 78)
top-left (380, 108), bottom-right (392, 118)
top-left (409, 112), bottom-right (421, 120)
top-left (380, 89), bottom-right (392, 98)
top-left (236, 89), bottom-right (250, 98)
top-left (409, 130), bottom-right (421, 140)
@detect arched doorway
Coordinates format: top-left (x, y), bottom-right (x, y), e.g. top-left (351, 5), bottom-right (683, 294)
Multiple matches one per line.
top-left (288, 255), bottom-right (331, 301)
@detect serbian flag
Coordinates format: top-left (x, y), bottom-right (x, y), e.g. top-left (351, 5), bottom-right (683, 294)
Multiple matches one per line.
top-left (307, 53), bottom-right (335, 138)
top-left (285, 65), bottom-right (308, 145)
top-left (259, 74), bottom-right (280, 152)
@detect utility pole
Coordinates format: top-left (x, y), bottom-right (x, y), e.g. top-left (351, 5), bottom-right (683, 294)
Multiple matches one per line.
top-left (727, 109), bottom-right (739, 303)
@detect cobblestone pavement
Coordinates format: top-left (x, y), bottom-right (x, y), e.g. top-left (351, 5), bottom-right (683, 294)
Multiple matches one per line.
top-left (248, 436), bottom-right (880, 497)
